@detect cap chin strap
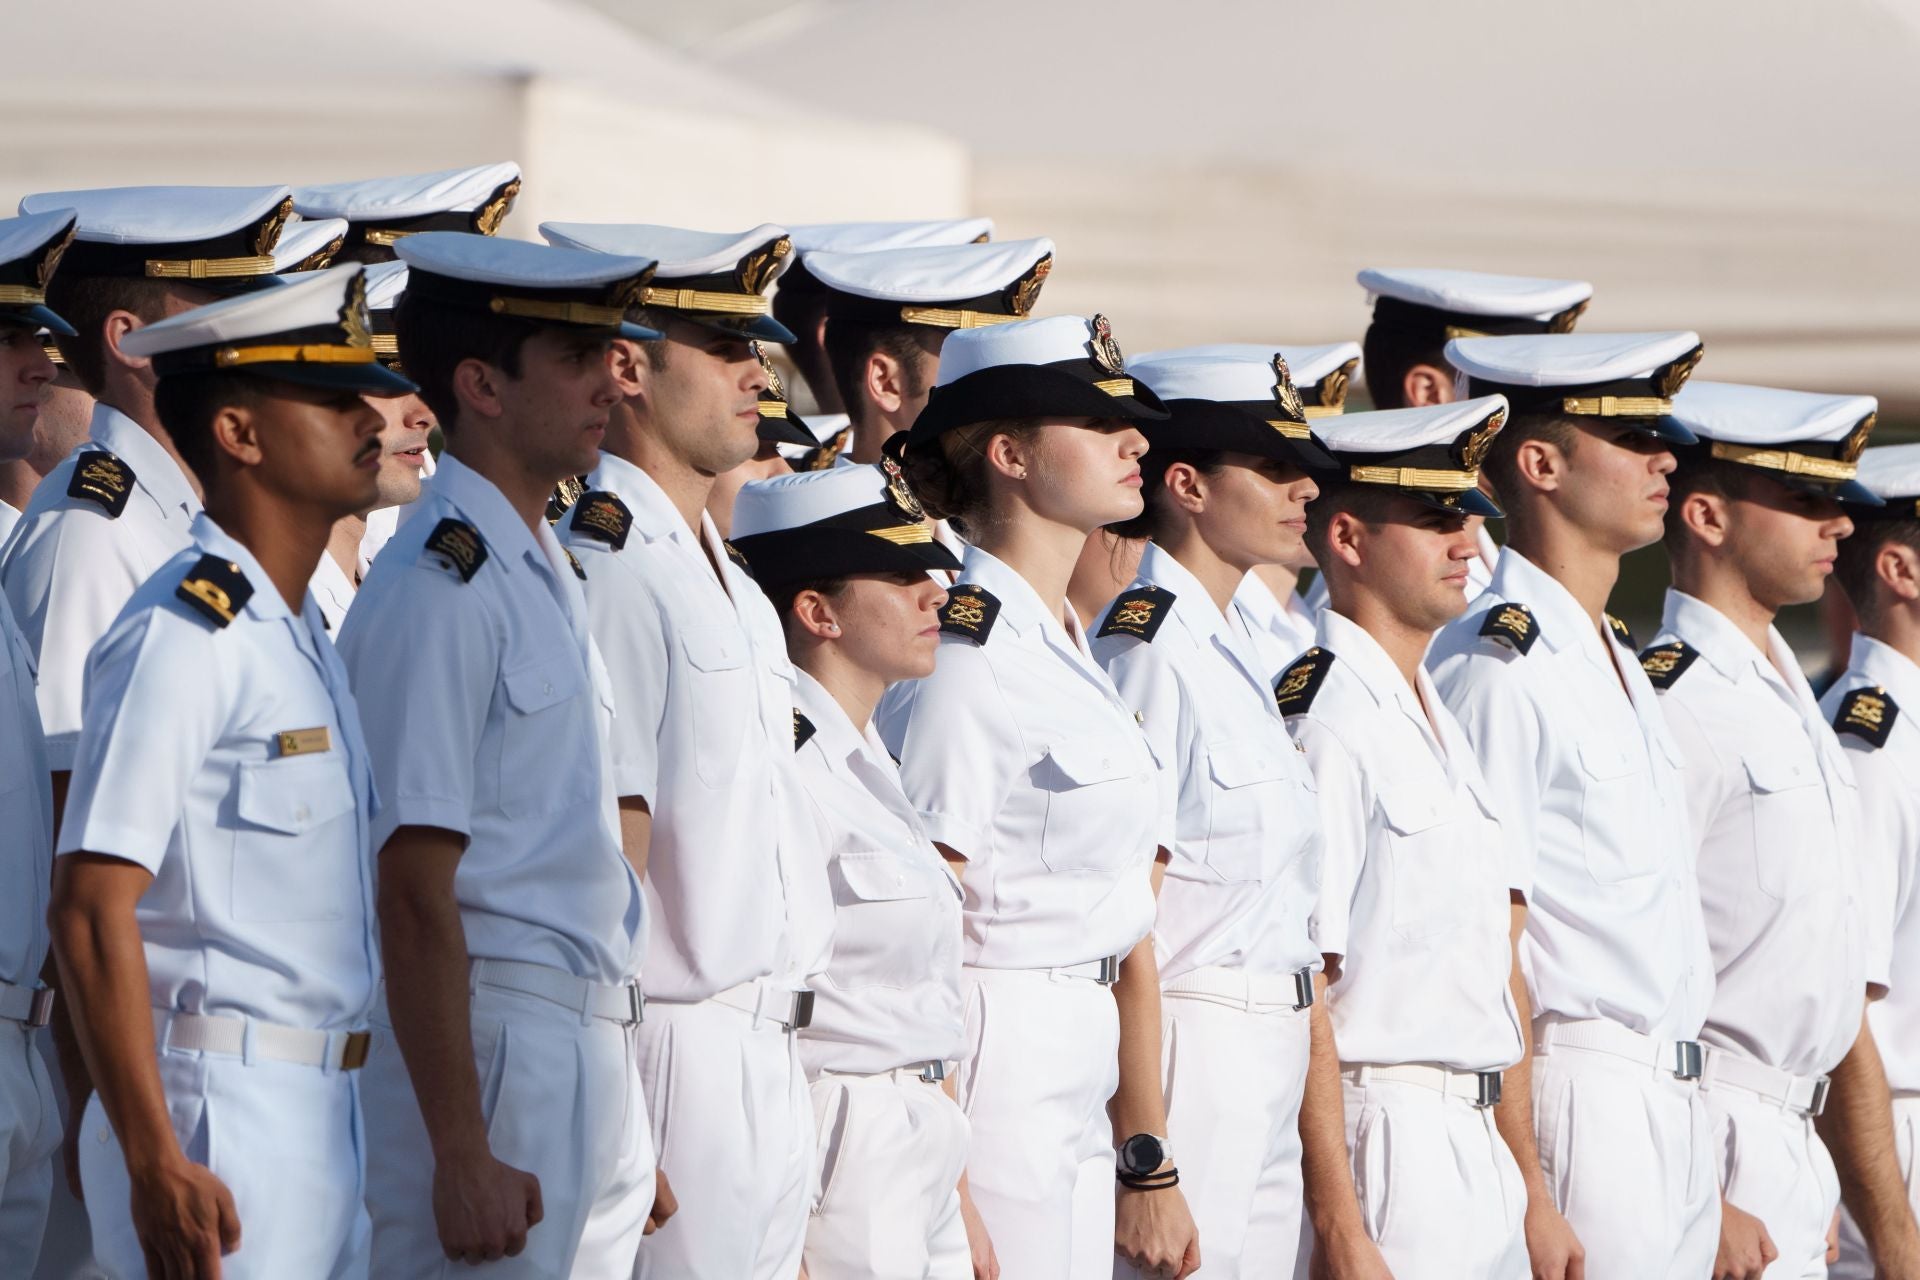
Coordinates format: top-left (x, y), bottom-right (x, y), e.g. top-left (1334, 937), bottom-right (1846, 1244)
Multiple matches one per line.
top-left (898, 306), bottom-right (1022, 329)
top-left (1560, 395), bottom-right (1673, 417)
top-left (1347, 465), bottom-right (1481, 491)
top-left (641, 287), bottom-right (771, 316)
top-left (213, 343), bottom-right (377, 368)
top-left (144, 255), bottom-right (277, 280)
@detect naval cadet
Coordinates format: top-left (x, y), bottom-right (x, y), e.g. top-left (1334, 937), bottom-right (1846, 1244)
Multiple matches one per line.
top-left (1283, 398), bottom-right (1529, 1279)
top-left (292, 161), bottom-right (523, 265)
top-left (1427, 331), bottom-right (1718, 1280)
top-left (48, 264), bottom-right (408, 1278)
top-left (338, 232), bottom-right (662, 1276)
top-left (1092, 348), bottom-right (1332, 1277)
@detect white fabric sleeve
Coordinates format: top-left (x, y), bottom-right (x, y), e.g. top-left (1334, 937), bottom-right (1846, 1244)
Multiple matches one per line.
top-left (1287, 715), bottom-right (1367, 963)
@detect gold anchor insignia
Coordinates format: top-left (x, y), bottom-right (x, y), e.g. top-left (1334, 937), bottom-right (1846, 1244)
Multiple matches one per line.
top-left (179, 575), bottom-right (236, 623)
top-left (1845, 690), bottom-right (1887, 729)
top-left (1114, 598), bottom-right (1157, 628)
top-left (1840, 413), bottom-right (1876, 464)
top-left (1494, 605), bottom-right (1531, 636)
top-left (1088, 314), bottom-right (1126, 376)
top-left (253, 197), bottom-right (294, 256)
top-left (1006, 254), bottom-right (1053, 317)
top-left (1270, 352), bottom-right (1305, 423)
top-left (755, 343), bottom-right (786, 399)
top-left (473, 178), bottom-right (521, 236)
top-left (1642, 647), bottom-right (1682, 677)
top-left (78, 455), bottom-right (129, 496)
top-left (946, 595), bottom-right (986, 628)
top-left (1656, 345), bottom-right (1705, 398)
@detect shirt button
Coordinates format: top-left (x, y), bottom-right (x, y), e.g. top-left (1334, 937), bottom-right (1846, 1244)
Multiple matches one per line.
top-left (544, 681), bottom-right (554, 696)
top-left (295, 805), bottom-right (310, 822)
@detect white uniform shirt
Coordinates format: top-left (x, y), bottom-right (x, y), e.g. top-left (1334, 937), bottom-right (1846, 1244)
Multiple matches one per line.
top-left (1465, 524), bottom-right (1501, 600)
top-left (877, 544), bottom-right (1159, 971)
top-left (338, 455), bottom-right (642, 986)
top-left (1286, 609), bottom-right (1523, 1072)
top-left (1428, 549), bottom-right (1714, 1042)
top-left (309, 548), bottom-right (355, 635)
top-left (1650, 592), bottom-right (1867, 1077)
top-left (1233, 570), bottom-right (1318, 686)
top-left (789, 671), bottom-right (964, 1076)
top-left (58, 515), bottom-right (377, 1029)
top-left (1092, 543), bottom-right (1321, 982)
top-left (1822, 634), bottom-right (1920, 1090)
top-left (0, 499), bottom-right (20, 553)
top-left (1, 404), bottom-right (201, 769)
top-left (0, 585), bottom-right (53, 993)
top-left (556, 450), bottom-right (827, 1002)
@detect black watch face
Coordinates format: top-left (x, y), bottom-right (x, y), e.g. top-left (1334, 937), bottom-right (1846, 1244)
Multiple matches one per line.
top-left (1120, 1133), bottom-right (1165, 1176)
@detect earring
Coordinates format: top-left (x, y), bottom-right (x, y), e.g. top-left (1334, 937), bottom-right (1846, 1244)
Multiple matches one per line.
top-left (824, 623), bottom-right (840, 634)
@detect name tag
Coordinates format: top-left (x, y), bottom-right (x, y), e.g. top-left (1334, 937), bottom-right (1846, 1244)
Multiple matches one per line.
top-left (276, 727), bottom-right (332, 757)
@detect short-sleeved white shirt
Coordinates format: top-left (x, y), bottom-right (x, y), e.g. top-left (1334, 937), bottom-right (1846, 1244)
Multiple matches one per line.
top-left (1428, 549), bottom-right (1714, 1042)
top-left (1650, 591), bottom-right (1867, 1077)
top-left (0, 585), bottom-right (53, 992)
top-left (1092, 544), bottom-right (1321, 982)
top-left (789, 671), bottom-right (964, 1076)
top-left (1822, 634), bottom-right (1920, 1090)
top-left (338, 455), bottom-right (642, 986)
top-left (0, 499), bottom-right (20, 553)
top-left (877, 544), bottom-right (1159, 971)
top-left (556, 450), bottom-right (826, 1002)
top-left (58, 515), bottom-right (377, 1029)
top-left (1286, 609), bottom-right (1523, 1072)
top-left (1, 404), bottom-right (201, 769)
top-left (1232, 570), bottom-right (1318, 687)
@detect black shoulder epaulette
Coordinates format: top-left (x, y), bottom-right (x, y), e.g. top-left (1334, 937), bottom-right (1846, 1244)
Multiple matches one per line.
top-left (1834, 686), bottom-right (1899, 748)
top-left (939, 584), bottom-right (1002, 643)
top-left (794, 710), bottom-right (816, 751)
top-left (1275, 647), bottom-right (1335, 716)
top-left (1478, 602), bottom-right (1539, 655)
top-left (174, 554), bottom-right (253, 629)
top-left (569, 491), bottom-right (632, 551)
top-left (424, 517), bottom-right (488, 582)
top-left (1639, 640), bottom-right (1699, 690)
top-left (67, 450), bottom-right (133, 517)
top-left (1606, 613), bottom-right (1636, 650)
top-left (724, 540), bottom-right (755, 578)
top-left (1096, 585), bottom-right (1176, 642)
top-left (563, 548), bottom-right (586, 581)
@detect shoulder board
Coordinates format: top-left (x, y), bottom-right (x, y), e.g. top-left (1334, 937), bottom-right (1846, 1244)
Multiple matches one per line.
top-left (1638, 640), bottom-right (1699, 690)
top-left (568, 490), bottom-right (632, 551)
top-left (1275, 647), bottom-right (1335, 716)
top-left (793, 710), bottom-right (816, 751)
top-left (563, 547), bottom-right (586, 581)
top-left (1605, 613), bottom-right (1636, 650)
top-left (1096, 585), bottom-right (1176, 642)
top-left (939, 584), bottom-right (1002, 643)
top-left (174, 553), bottom-right (253, 629)
top-left (1478, 602), bottom-right (1539, 655)
top-left (424, 517), bottom-right (488, 583)
top-left (1833, 686), bottom-right (1899, 749)
top-left (724, 540), bottom-right (755, 578)
top-left (67, 450), bottom-right (134, 517)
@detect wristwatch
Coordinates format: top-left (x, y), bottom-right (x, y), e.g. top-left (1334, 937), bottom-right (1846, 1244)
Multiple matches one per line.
top-left (1117, 1133), bottom-right (1173, 1178)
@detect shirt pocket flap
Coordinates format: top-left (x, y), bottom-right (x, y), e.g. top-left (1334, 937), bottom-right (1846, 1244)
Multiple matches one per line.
top-left (680, 627), bottom-right (747, 673)
top-left (236, 755), bottom-right (357, 835)
top-left (1575, 737), bottom-right (1636, 781)
top-left (1038, 737), bottom-right (1134, 788)
top-left (1207, 740), bottom-right (1290, 790)
top-left (1377, 785), bottom-right (1448, 836)
top-left (833, 851), bottom-right (931, 903)
top-left (1744, 752), bottom-right (1819, 794)
top-left (502, 656), bottom-right (583, 715)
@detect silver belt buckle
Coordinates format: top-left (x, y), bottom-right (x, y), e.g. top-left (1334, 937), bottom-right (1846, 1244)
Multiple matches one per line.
top-left (1291, 968), bottom-right (1315, 1011)
top-left (27, 987), bottom-right (55, 1030)
top-left (1474, 1071), bottom-right (1503, 1108)
top-left (1096, 955), bottom-right (1120, 986)
top-left (790, 989), bottom-right (815, 1030)
top-left (1807, 1075), bottom-right (1831, 1118)
top-left (918, 1060), bottom-right (947, 1083)
top-left (627, 985), bottom-right (646, 1026)
top-left (1673, 1040), bottom-right (1705, 1081)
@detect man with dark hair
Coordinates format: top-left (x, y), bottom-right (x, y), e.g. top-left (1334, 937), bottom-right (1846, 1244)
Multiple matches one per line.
top-left (1428, 331), bottom-right (1720, 1280)
top-left (48, 264), bottom-right (412, 1279)
top-left (337, 232), bottom-right (666, 1277)
top-left (1823, 443), bottom-right (1920, 1280)
top-left (1356, 269), bottom-right (1593, 412)
top-left (1646, 382), bottom-right (1909, 1280)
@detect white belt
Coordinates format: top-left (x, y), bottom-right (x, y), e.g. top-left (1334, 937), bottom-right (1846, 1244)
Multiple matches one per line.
top-left (1162, 965), bottom-right (1315, 1012)
top-left (1535, 1017), bottom-right (1705, 1081)
top-left (817, 1061), bottom-right (950, 1085)
top-left (1343, 1061), bottom-right (1503, 1108)
top-left (1044, 955), bottom-right (1122, 986)
top-left (471, 958), bottom-right (644, 1026)
top-left (152, 1009), bottom-right (369, 1071)
top-left (702, 977), bottom-right (814, 1031)
top-left (0, 979), bottom-right (54, 1029)
top-left (1701, 1049), bottom-right (1830, 1117)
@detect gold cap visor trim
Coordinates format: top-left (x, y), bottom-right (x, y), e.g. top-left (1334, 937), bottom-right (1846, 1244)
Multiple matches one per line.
top-left (1348, 465), bottom-right (1482, 491)
top-left (1561, 395), bottom-right (1674, 417)
top-left (145, 254), bottom-right (278, 280)
top-left (867, 524), bottom-right (935, 545)
top-left (1267, 419), bottom-right (1312, 439)
top-left (371, 334), bottom-right (399, 357)
top-left (1708, 441), bottom-right (1859, 482)
top-left (1443, 324), bottom-right (1490, 340)
top-left (897, 306), bottom-right (1021, 329)
top-left (212, 344), bottom-right (378, 368)
top-left (489, 296), bottom-right (627, 327)
top-left (0, 285), bottom-right (48, 305)
top-left (641, 286), bottom-right (771, 316)
top-left (1094, 377), bottom-right (1135, 397)
top-left (759, 401), bottom-right (789, 418)
top-left (1302, 404), bottom-right (1343, 419)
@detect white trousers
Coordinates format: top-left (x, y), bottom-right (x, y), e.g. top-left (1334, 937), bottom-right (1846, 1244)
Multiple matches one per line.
top-left (364, 984), bottom-right (655, 1279)
top-left (804, 1069), bottom-right (971, 1280)
top-left (0, 1022), bottom-right (58, 1275)
top-left (956, 966), bottom-right (1120, 1280)
top-left (1532, 1039), bottom-right (1721, 1280)
top-left (1118, 990), bottom-right (1310, 1280)
top-left (1705, 1080), bottom-right (1841, 1280)
top-left (81, 1042), bottom-right (367, 1279)
top-left (1293, 1073), bottom-right (1528, 1280)
top-left (632, 995), bottom-right (811, 1280)
top-left (1834, 1094), bottom-right (1920, 1279)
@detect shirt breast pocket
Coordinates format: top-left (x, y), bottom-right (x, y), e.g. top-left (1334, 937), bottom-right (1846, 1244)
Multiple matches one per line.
top-left (1035, 736), bottom-right (1148, 874)
top-left (1379, 785), bottom-right (1471, 941)
top-left (679, 628), bottom-right (752, 788)
top-left (500, 655), bottom-right (593, 817)
top-left (231, 754), bottom-right (360, 923)
top-left (1204, 740), bottom-right (1309, 885)
top-left (828, 851), bottom-right (941, 991)
top-left (1743, 752), bottom-right (1825, 900)
top-left (1574, 738), bottom-right (1659, 884)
